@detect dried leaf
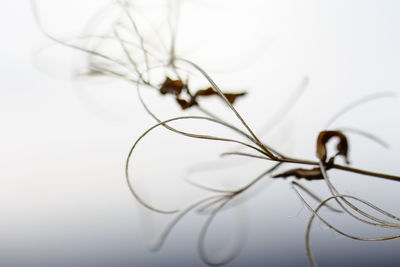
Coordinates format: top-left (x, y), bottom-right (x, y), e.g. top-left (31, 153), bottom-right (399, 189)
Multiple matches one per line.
top-left (172, 86), bottom-right (247, 110)
top-left (195, 87), bottom-right (215, 96)
top-left (176, 98), bottom-right (195, 110)
top-left (273, 167), bottom-right (324, 180)
top-left (159, 78), bottom-right (246, 110)
top-left (316, 130), bottom-right (349, 163)
top-left (222, 92), bottom-right (247, 104)
top-left (160, 77), bottom-right (185, 96)
top-left (273, 158), bottom-right (336, 180)
top-left (195, 87), bottom-right (247, 104)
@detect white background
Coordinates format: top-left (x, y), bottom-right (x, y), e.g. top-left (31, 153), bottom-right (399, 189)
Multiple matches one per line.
top-left (1, 1), bottom-right (400, 266)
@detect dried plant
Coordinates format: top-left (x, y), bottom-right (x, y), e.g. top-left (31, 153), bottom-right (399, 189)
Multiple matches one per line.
top-left (33, 0), bottom-right (400, 266)
top-left (127, 60), bottom-right (400, 265)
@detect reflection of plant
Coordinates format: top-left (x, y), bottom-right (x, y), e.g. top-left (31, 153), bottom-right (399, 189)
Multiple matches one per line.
top-left (34, 0), bottom-right (400, 266)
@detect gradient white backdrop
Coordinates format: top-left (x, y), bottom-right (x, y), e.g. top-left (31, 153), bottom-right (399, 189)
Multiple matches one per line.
top-left (1, 1), bottom-right (400, 266)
